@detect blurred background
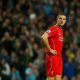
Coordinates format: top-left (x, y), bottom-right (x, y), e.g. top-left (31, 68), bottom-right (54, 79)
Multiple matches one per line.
top-left (0, 0), bottom-right (80, 80)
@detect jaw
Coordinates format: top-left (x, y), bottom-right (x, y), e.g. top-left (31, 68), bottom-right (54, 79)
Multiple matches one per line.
top-left (57, 23), bottom-right (63, 27)
top-left (59, 23), bottom-right (65, 26)
top-left (56, 22), bottom-right (65, 27)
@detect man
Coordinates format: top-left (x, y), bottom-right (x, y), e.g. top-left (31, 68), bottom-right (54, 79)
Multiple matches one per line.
top-left (41, 14), bottom-right (66, 80)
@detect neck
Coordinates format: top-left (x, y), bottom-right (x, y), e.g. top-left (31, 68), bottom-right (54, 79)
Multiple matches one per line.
top-left (55, 23), bottom-right (62, 27)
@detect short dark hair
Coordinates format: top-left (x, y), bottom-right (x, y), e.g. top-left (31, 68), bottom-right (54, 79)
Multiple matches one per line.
top-left (57, 11), bottom-right (65, 16)
top-left (57, 13), bottom-right (66, 19)
top-left (57, 12), bottom-right (65, 16)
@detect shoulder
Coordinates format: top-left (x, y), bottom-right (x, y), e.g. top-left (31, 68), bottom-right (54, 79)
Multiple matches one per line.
top-left (48, 25), bottom-right (57, 30)
top-left (46, 26), bottom-right (57, 34)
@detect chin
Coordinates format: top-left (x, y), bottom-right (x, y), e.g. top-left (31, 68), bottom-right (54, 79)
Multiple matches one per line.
top-left (60, 24), bottom-right (64, 26)
top-left (59, 24), bottom-right (63, 26)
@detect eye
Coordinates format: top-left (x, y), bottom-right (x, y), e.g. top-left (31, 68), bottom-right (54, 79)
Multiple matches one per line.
top-left (63, 18), bottom-right (66, 20)
top-left (59, 18), bottom-right (62, 19)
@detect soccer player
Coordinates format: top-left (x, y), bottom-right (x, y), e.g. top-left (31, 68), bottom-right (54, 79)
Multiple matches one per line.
top-left (41, 14), bottom-right (66, 80)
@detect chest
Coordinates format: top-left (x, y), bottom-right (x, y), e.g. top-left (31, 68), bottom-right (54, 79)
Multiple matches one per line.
top-left (56, 29), bottom-right (63, 42)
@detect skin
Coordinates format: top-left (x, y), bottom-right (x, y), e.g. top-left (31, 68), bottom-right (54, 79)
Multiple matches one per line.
top-left (41, 15), bottom-right (66, 80)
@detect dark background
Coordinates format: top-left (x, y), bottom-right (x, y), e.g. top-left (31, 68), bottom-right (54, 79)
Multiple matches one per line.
top-left (0, 0), bottom-right (80, 80)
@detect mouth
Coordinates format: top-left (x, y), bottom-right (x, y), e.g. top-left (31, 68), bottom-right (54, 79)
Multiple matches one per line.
top-left (60, 23), bottom-right (64, 25)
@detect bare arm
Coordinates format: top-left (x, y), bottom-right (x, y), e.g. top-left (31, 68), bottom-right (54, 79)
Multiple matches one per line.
top-left (41, 32), bottom-right (57, 54)
top-left (41, 32), bottom-right (51, 50)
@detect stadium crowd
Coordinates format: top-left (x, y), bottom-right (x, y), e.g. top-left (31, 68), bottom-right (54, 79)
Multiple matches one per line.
top-left (0, 0), bottom-right (80, 80)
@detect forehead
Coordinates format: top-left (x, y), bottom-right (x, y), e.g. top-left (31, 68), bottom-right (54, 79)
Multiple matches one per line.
top-left (58, 15), bottom-right (66, 19)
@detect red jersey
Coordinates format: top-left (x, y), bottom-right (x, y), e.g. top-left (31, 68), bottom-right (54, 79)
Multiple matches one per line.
top-left (46, 25), bottom-right (63, 57)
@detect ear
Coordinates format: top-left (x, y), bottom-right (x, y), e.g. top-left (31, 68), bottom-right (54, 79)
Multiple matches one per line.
top-left (57, 15), bottom-right (59, 20)
top-left (57, 15), bottom-right (60, 20)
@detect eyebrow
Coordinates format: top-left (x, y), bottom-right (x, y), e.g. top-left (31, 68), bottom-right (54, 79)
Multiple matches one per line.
top-left (59, 17), bottom-right (66, 19)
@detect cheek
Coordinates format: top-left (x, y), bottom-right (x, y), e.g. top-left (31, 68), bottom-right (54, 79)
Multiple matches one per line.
top-left (64, 21), bottom-right (66, 24)
top-left (64, 20), bottom-right (66, 22)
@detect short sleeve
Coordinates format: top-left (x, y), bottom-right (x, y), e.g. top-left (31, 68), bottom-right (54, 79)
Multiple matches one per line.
top-left (46, 28), bottom-right (56, 38)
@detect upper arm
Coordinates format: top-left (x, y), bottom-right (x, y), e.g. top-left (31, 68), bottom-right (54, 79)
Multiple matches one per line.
top-left (41, 32), bottom-right (49, 39)
top-left (45, 28), bottom-right (56, 38)
top-left (41, 27), bottom-right (56, 39)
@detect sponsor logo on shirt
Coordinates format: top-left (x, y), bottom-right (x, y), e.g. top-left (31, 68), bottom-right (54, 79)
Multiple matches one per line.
top-left (51, 71), bottom-right (54, 74)
top-left (58, 37), bottom-right (63, 41)
top-left (59, 33), bottom-right (61, 35)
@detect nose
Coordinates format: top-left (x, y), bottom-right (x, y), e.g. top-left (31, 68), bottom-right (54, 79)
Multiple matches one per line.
top-left (61, 19), bottom-right (63, 23)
